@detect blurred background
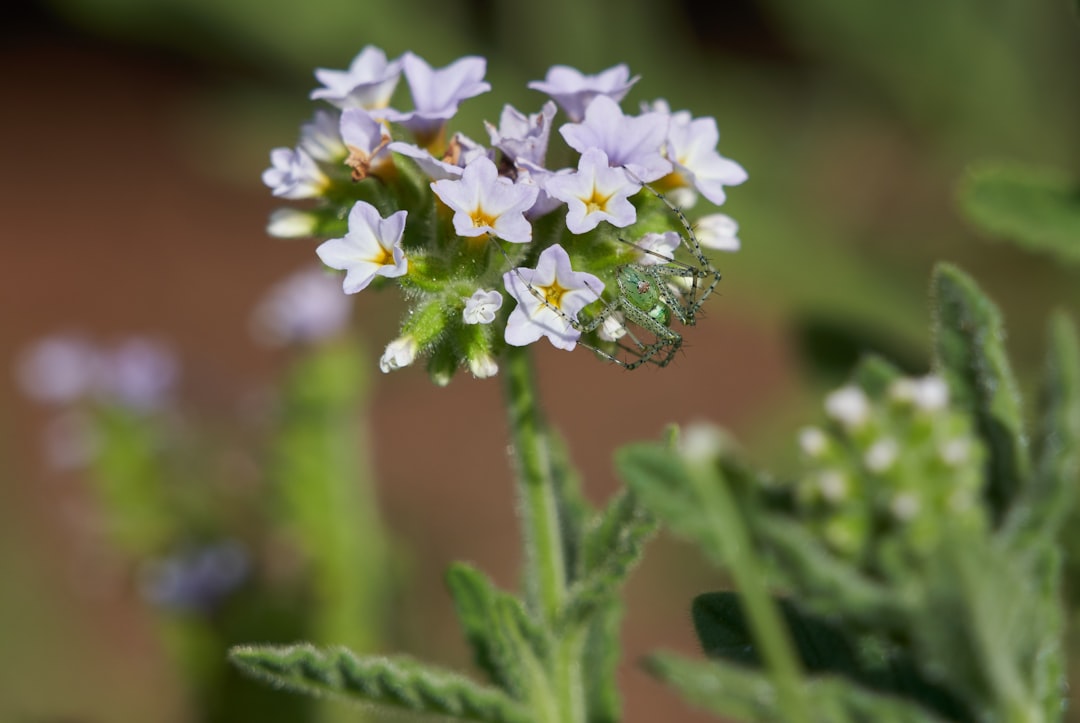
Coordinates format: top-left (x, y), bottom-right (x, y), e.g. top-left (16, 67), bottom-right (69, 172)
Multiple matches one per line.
top-left (3, 0), bottom-right (1079, 721)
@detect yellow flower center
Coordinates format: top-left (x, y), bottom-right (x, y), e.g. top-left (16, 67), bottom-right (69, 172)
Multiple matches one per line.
top-left (584, 185), bottom-right (613, 214)
top-left (470, 206), bottom-right (499, 229)
top-left (535, 278), bottom-right (570, 310)
top-left (371, 244), bottom-right (394, 267)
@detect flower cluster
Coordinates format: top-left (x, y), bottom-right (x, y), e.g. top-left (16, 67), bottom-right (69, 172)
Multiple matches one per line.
top-left (263, 46), bottom-right (746, 382)
top-left (792, 374), bottom-right (986, 570)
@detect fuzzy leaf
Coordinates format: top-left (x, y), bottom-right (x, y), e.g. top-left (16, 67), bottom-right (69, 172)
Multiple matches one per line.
top-left (692, 592), bottom-right (973, 722)
top-left (931, 263), bottom-right (1028, 524)
top-left (558, 489), bottom-right (657, 629)
top-left (958, 164), bottom-right (1080, 265)
top-left (647, 653), bottom-right (949, 723)
top-left (754, 519), bottom-right (904, 630)
top-left (616, 442), bottom-right (727, 563)
top-left (229, 645), bottom-right (530, 723)
top-left (446, 563), bottom-right (549, 700)
top-left (1005, 314), bottom-right (1080, 547)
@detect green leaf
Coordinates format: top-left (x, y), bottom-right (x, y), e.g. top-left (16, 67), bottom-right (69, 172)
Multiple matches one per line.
top-left (229, 645), bottom-right (530, 723)
top-left (692, 592), bottom-right (973, 722)
top-left (615, 442), bottom-right (725, 563)
top-left (931, 263), bottom-right (1028, 524)
top-left (754, 519), bottom-right (904, 630)
top-left (958, 164), bottom-right (1080, 265)
top-left (849, 354), bottom-right (907, 399)
top-left (558, 489), bottom-right (657, 629)
top-left (646, 653), bottom-right (950, 723)
top-left (1004, 314), bottom-right (1080, 548)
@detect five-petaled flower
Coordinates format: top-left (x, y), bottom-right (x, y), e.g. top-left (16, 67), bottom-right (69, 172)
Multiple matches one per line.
top-left (383, 53), bottom-right (491, 148)
top-left (262, 147), bottom-right (330, 199)
top-left (664, 112), bottom-right (748, 206)
top-left (463, 289), bottom-right (504, 325)
top-left (431, 157), bottom-right (539, 244)
top-left (560, 95), bottom-right (672, 183)
top-left (310, 46), bottom-right (403, 110)
top-left (528, 64), bottom-right (639, 122)
top-left (544, 148), bottom-right (640, 234)
top-left (316, 201), bottom-right (408, 293)
top-left (503, 244), bottom-right (604, 351)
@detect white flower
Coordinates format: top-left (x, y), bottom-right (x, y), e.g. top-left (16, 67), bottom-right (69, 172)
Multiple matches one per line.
top-left (864, 438), bottom-right (899, 473)
top-left (316, 201), bottom-right (408, 294)
top-left (262, 147), bottom-right (330, 199)
top-left (468, 353), bottom-right (499, 379)
top-left (912, 376), bottom-right (949, 412)
top-left (379, 336), bottom-right (418, 373)
top-left (695, 213), bottom-right (741, 252)
top-left (559, 96), bottom-right (672, 183)
top-left (300, 109), bottom-right (347, 163)
top-left (431, 157), bottom-right (538, 244)
top-left (267, 208), bottom-right (319, 239)
top-left (824, 385), bottom-right (870, 429)
top-left (598, 312), bottom-right (627, 342)
top-left (543, 148), bottom-right (639, 234)
top-left (664, 112), bottom-right (747, 205)
top-left (484, 101), bottom-right (557, 166)
top-left (463, 289), bottom-right (503, 325)
top-left (340, 108), bottom-right (392, 180)
top-left (635, 231), bottom-right (681, 265)
top-left (528, 64), bottom-right (640, 122)
top-left (502, 244), bottom-right (603, 351)
top-left (310, 46), bottom-right (403, 109)
top-left (798, 426), bottom-right (828, 457)
top-left (890, 492), bottom-right (921, 521)
top-left (15, 334), bottom-right (100, 404)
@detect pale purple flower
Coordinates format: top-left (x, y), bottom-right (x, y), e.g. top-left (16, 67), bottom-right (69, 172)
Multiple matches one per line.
top-left (462, 289), bottom-right (503, 325)
top-left (15, 334), bottom-right (100, 404)
top-left (484, 101), bottom-right (557, 166)
top-left (431, 157), bottom-right (538, 244)
top-left (311, 46), bottom-right (403, 109)
top-left (250, 267), bottom-right (352, 346)
top-left (316, 201), bottom-right (408, 293)
top-left (635, 231), bottom-right (681, 264)
top-left (503, 244), bottom-right (603, 351)
top-left (560, 96), bottom-right (672, 183)
top-left (383, 53), bottom-right (491, 145)
top-left (666, 113), bottom-right (747, 205)
top-left (138, 541), bottom-right (249, 613)
top-left (262, 147), bottom-right (329, 199)
top-left (299, 109), bottom-right (347, 163)
top-left (515, 160), bottom-right (571, 219)
top-left (390, 132), bottom-right (493, 180)
top-left (379, 335), bottom-right (418, 372)
top-left (695, 213), bottom-right (741, 251)
top-left (528, 64), bottom-right (640, 122)
top-left (544, 148), bottom-right (639, 234)
top-left (99, 338), bottom-right (179, 410)
top-left (340, 108), bottom-right (392, 180)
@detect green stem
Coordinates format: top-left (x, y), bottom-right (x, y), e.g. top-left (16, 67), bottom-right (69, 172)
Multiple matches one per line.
top-left (503, 346), bottom-right (567, 622)
top-left (685, 458), bottom-right (816, 723)
top-left (502, 346), bottom-right (584, 723)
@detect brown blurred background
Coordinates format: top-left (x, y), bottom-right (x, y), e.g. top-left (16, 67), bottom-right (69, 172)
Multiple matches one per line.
top-left (3, 0), bottom-right (1079, 720)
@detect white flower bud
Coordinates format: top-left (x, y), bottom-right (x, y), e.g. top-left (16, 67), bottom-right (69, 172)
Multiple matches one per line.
top-left (798, 426), bottom-right (828, 457)
top-left (824, 386), bottom-right (870, 429)
top-left (864, 438), bottom-right (898, 473)
top-left (379, 336), bottom-right (418, 373)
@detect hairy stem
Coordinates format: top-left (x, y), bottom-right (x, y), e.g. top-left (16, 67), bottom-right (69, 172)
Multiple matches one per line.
top-left (502, 346), bottom-right (584, 723)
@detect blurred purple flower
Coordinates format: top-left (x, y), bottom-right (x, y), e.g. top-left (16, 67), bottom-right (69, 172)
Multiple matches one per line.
top-left (528, 64), bottom-right (639, 122)
top-left (138, 541), bottom-right (249, 614)
top-left (251, 267), bottom-right (353, 346)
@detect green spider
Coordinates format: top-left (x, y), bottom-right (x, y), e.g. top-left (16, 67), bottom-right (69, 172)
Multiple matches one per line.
top-left (520, 183), bottom-right (722, 370)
